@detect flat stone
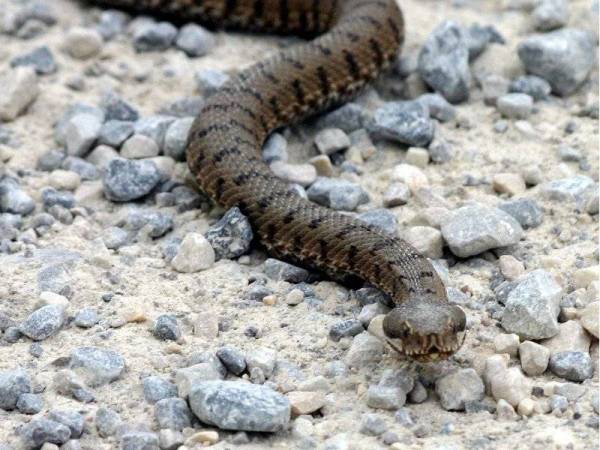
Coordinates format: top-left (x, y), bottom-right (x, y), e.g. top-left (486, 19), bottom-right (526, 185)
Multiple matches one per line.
top-left (366, 385), bottom-right (406, 410)
top-left (358, 209), bottom-right (398, 235)
top-left (102, 158), bottom-right (161, 202)
top-left (263, 258), bottom-right (308, 283)
top-left (548, 351), bottom-right (593, 382)
top-left (496, 94), bottom-right (533, 119)
top-left (188, 380), bottom-right (290, 432)
top-left (441, 203), bottom-right (523, 257)
top-left (171, 232), bottom-right (215, 273)
top-left (307, 177), bottom-right (368, 211)
top-left (542, 320), bottom-right (591, 355)
top-left (287, 391), bottom-right (325, 415)
top-left (498, 198), bottom-right (543, 229)
top-left (68, 346), bottom-right (125, 387)
top-left (329, 319), bottom-right (364, 342)
top-left (121, 432), bottom-right (159, 450)
top-left (0, 67), bottom-right (39, 121)
top-left (19, 304), bottom-right (65, 341)
top-left (175, 364), bottom-right (224, 399)
top-left (316, 103), bottom-right (370, 133)
top-left (11, 45), bottom-right (56, 74)
top-left (270, 161), bottom-right (317, 187)
top-left (371, 100), bottom-right (434, 147)
top-left (344, 332), bottom-right (384, 368)
top-left (435, 368), bottom-right (485, 411)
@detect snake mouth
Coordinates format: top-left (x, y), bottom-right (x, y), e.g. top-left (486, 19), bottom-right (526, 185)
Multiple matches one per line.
top-left (385, 331), bottom-right (466, 362)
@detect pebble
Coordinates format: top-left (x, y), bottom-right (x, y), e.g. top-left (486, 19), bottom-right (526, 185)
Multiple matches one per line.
top-left (120, 134), bottom-right (160, 159)
top-left (42, 187), bottom-right (75, 210)
top-left (64, 113), bottom-right (103, 157)
top-left (314, 128), bottom-right (351, 155)
top-left (498, 255), bottom-right (525, 281)
top-left (195, 69), bottom-right (230, 97)
top-left (359, 413), bottom-right (387, 436)
top-left (55, 103), bottom-right (105, 146)
top-left (64, 27), bottom-right (103, 59)
top-left (154, 397), bottom-right (193, 430)
top-left (517, 28), bottom-right (595, 96)
top-left (96, 9), bottom-right (128, 40)
top-left (0, 368), bottom-right (31, 410)
top-left (370, 100), bottom-right (434, 147)
top-left (19, 304), bottom-right (65, 341)
top-left (134, 116), bottom-right (174, 150)
top-left (37, 149), bottom-right (67, 172)
top-left (405, 147), bottom-right (430, 168)
top-left (317, 102), bottom-right (369, 133)
top-left (496, 94), bottom-right (533, 119)
top-left (216, 346), bottom-right (246, 375)
top-left (48, 409), bottom-right (84, 438)
top-left (402, 226), bottom-right (443, 259)
top-left (101, 226), bottom-right (129, 250)
top-left (490, 367), bottom-right (531, 407)
top-left (417, 93), bottom-right (456, 122)
top-left (122, 209), bottom-right (173, 238)
top-left (68, 346), bottom-right (125, 387)
top-left (509, 75), bottom-right (551, 101)
top-left (383, 183), bottom-right (411, 207)
top-left (0, 67), bottom-right (39, 121)
top-left (391, 164), bottom-right (428, 191)
top-left (496, 398), bottom-right (518, 421)
top-left (532, 0), bottom-right (569, 31)
top-left (580, 301), bottom-right (599, 338)
top-left (141, 376), bottom-right (177, 404)
top-left (10, 45), bottom-right (56, 75)
top-left (263, 258), bottom-right (308, 283)
top-left (175, 23), bottom-right (215, 57)
top-left (19, 418), bottom-right (71, 449)
top-left (121, 432), bottom-right (159, 450)
top-left (329, 319), bottom-right (364, 342)
top-left (262, 132), bottom-right (288, 163)
top-left (517, 398), bottom-right (535, 417)
top-left (441, 203), bottom-right (523, 257)
top-left (170, 232), bottom-right (214, 273)
top-left (270, 161), bottom-right (317, 187)
top-left (573, 265), bottom-right (599, 289)
top-left (502, 269), bottom-right (562, 339)
top-left (357, 209), bottom-right (398, 235)
top-left (95, 407), bottom-right (122, 437)
top-left (16, 393), bottom-right (43, 414)
top-left (418, 21), bottom-right (470, 103)
top-left (493, 333), bottom-right (520, 357)
top-left (549, 394), bottom-right (568, 413)
top-left (188, 380), bottom-right (290, 432)
top-left (306, 177), bottom-right (368, 211)
top-left (498, 198), bottom-right (543, 229)
top-left (205, 207), bottom-right (253, 260)
top-left (164, 117), bottom-right (194, 161)
top-left (246, 347), bottom-right (277, 378)
top-left (101, 91), bottom-right (139, 122)
top-left (133, 21), bottom-right (178, 52)
top-left (103, 158), bottom-right (161, 202)
top-left (48, 169), bottom-right (81, 191)
top-left (287, 391), bottom-right (325, 415)
top-left (435, 369), bottom-right (485, 411)
top-left (160, 96), bottom-right (204, 118)
top-left (0, 178), bottom-right (35, 215)
top-left (542, 320), bottom-right (590, 355)
top-left (480, 73), bottom-right (509, 106)
top-left (344, 332), bottom-right (384, 368)
top-left (158, 429), bottom-right (184, 450)
top-left (74, 308), bottom-right (99, 328)
top-left (366, 385), bottom-right (406, 410)
top-left (548, 351), bottom-right (593, 382)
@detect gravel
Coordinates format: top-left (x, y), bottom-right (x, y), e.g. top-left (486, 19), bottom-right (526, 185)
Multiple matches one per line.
top-left (102, 158), bottom-right (161, 202)
top-left (435, 369), bottom-right (485, 411)
top-left (370, 100), bottom-right (434, 147)
top-left (153, 314), bottom-right (181, 341)
top-left (175, 23), bottom-right (215, 57)
top-left (68, 346), bottom-right (126, 387)
top-left (19, 304), bottom-right (65, 341)
top-left (548, 352), bottom-right (594, 382)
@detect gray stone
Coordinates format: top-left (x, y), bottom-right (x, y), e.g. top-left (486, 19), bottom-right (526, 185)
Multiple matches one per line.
top-left (329, 319), bottom-right (364, 342)
top-left (62, 156), bottom-right (99, 180)
top-left (0, 67), bottom-right (39, 122)
top-left (549, 394), bottom-right (568, 412)
top-left (188, 380), bottom-right (290, 432)
top-left (101, 91), bottom-right (139, 122)
top-left (121, 432), bottom-right (159, 450)
top-left (154, 397), bottom-right (193, 430)
top-left (134, 115), bottom-right (175, 151)
top-left (370, 100), bottom-right (434, 147)
top-left (558, 145), bottom-right (582, 162)
top-left (205, 207), bottom-right (253, 260)
top-left (509, 76), bottom-right (552, 101)
top-left (501, 269), bottom-right (562, 340)
top-left (316, 103), bottom-right (370, 133)
top-left (542, 175), bottom-right (595, 209)
top-left (246, 348), bottom-right (277, 378)
top-left (314, 128), bottom-right (351, 155)
top-left (418, 21), bottom-right (471, 103)
top-left (441, 204), bottom-right (523, 257)
top-left (95, 407), bottom-right (122, 437)
top-left (133, 21), bottom-right (177, 52)
top-left (195, 69), bottom-right (230, 97)
top-left (518, 28), bottom-right (595, 96)
top-left (465, 23), bottom-right (505, 61)
top-left (532, 0), bottom-right (569, 31)
top-left (549, 351), bottom-right (594, 382)
top-left (519, 341), bottom-right (550, 376)
top-left (143, 376), bottom-right (177, 404)
top-left (497, 93), bottom-right (533, 119)
top-left (103, 158), bottom-right (161, 202)
top-left (175, 23), bottom-right (215, 57)
top-left (19, 418), bottom-right (70, 449)
top-left (345, 332), bottom-right (384, 368)
top-left (64, 27), bottom-right (103, 59)
top-left (417, 93), bottom-right (456, 122)
top-left (158, 429), bottom-right (184, 450)
top-left (48, 409), bottom-right (84, 438)
top-left (0, 178), bottom-right (35, 215)
top-left (102, 226), bottom-right (129, 250)
top-left (367, 385), bottom-right (406, 410)
top-left (498, 198), bottom-right (543, 229)
top-left (121, 134), bottom-right (160, 159)
top-left (19, 304), bottom-right (65, 341)
top-left (383, 183), bottom-right (411, 207)
top-left (37, 263), bottom-right (72, 297)
top-left (11, 45), bottom-right (56, 74)
top-left (74, 308), bottom-right (99, 328)
top-left (153, 314), bottom-right (181, 341)
top-left (262, 132), bottom-right (288, 163)
top-left (435, 368), bottom-right (484, 411)
top-left (164, 117), bottom-right (194, 161)
top-left (264, 258), bottom-right (308, 283)
top-left (358, 209), bottom-right (398, 235)
top-left (159, 96), bottom-right (204, 118)
top-left (121, 209), bottom-right (173, 238)
top-left (306, 177), bottom-right (368, 211)
top-left (42, 187), bottom-right (75, 209)
top-left (480, 74), bottom-right (510, 106)
top-left (55, 103), bottom-right (105, 147)
top-left (96, 9), bottom-right (128, 40)
top-left (69, 346), bottom-right (125, 387)
top-left (215, 348), bottom-right (246, 379)
top-left (16, 393), bottom-right (42, 414)
top-left (37, 149), bottom-right (67, 172)
top-left (359, 413), bottom-right (387, 436)
top-left (64, 113), bottom-right (103, 157)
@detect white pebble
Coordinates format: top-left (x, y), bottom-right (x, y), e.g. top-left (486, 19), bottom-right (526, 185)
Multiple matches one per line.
top-left (64, 27), bottom-right (103, 59)
top-left (0, 67), bottom-right (39, 121)
top-left (171, 233), bottom-right (215, 273)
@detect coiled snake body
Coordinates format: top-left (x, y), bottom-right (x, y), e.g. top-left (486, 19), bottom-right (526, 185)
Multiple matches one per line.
top-left (90, 0), bottom-right (466, 360)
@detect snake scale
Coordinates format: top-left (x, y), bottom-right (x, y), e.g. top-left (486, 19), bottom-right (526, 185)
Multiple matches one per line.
top-left (90, 0), bottom-right (466, 360)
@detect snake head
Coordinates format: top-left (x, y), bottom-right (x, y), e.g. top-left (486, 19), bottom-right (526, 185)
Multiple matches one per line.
top-left (382, 295), bottom-right (466, 362)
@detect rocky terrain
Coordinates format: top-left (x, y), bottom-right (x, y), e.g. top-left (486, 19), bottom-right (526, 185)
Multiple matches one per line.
top-left (0, 0), bottom-right (598, 449)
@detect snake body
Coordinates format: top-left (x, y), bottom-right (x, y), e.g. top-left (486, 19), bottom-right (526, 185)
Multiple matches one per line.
top-left (90, 0), bottom-right (466, 360)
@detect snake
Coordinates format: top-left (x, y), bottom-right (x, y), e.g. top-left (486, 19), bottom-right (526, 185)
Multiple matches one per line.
top-left (89, 0), bottom-right (466, 361)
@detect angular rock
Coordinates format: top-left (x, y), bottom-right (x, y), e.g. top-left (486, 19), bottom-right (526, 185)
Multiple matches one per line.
top-left (435, 368), bottom-right (484, 411)
top-left (19, 304), bottom-right (65, 341)
top-left (498, 198), bottom-right (543, 229)
top-left (10, 46), bottom-right (56, 75)
top-left (548, 351), bottom-right (594, 382)
top-left (19, 418), bottom-right (71, 449)
top-left (175, 23), bottom-right (215, 57)
top-left (154, 397), bottom-right (193, 430)
top-left (0, 67), bottom-right (39, 121)
top-left (370, 100), bottom-right (434, 147)
top-left (0, 368), bottom-right (31, 410)
top-left (69, 346), bottom-right (125, 387)
top-left (103, 158), bottom-right (161, 202)
top-left (170, 233), bottom-right (215, 273)
top-left (205, 207), bottom-right (253, 260)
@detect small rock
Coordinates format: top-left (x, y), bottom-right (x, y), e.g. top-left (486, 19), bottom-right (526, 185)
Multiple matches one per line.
top-left (0, 368), bottom-right (31, 410)
top-left (188, 380), bottom-right (290, 432)
top-left (64, 27), bottom-right (103, 59)
top-left (383, 183), bottom-right (411, 207)
top-left (270, 161), bottom-right (317, 186)
top-left (548, 351), bottom-right (593, 382)
top-left (154, 397), bottom-right (193, 430)
top-left (74, 308), bottom-right (99, 328)
top-left (493, 333), bottom-right (520, 357)
top-left (170, 233), bottom-right (215, 273)
top-left (134, 116), bottom-right (174, 150)
top-left (19, 418), bottom-right (70, 449)
top-left (95, 407), bottom-right (122, 437)
top-left (153, 314), bottom-right (181, 341)
top-left (96, 9), bottom-right (128, 40)
top-left (158, 429), bottom-right (184, 450)
top-left (262, 132), bottom-right (288, 163)
top-left (314, 128), bottom-right (351, 155)
top-left (102, 226), bottom-right (129, 249)
top-left (69, 346), bottom-right (125, 387)
top-left (542, 320), bottom-right (591, 355)
top-left (287, 391), bottom-right (325, 415)
top-left (436, 369), bottom-right (485, 411)
top-left (216, 346), bottom-right (246, 375)
top-left (401, 226), bottom-right (443, 259)
top-left (391, 164), bottom-right (428, 192)
top-left (517, 398), bottom-right (535, 417)
top-left (359, 413), bottom-right (387, 436)
top-left (371, 100), bottom-right (434, 147)
top-left (133, 21), bottom-right (177, 52)
top-left (246, 347), bottom-right (277, 378)
top-left (195, 69), bottom-right (230, 97)
top-left (498, 198), bottom-right (543, 229)
top-left (175, 23), bottom-right (215, 57)
top-left (580, 302), bottom-right (599, 338)
top-left (417, 93), bottom-right (456, 122)
top-left (19, 304), bottom-right (65, 341)
top-left (285, 288), bottom-right (305, 306)
top-left (263, 258), bottom-right (308, 283)
top-left (405, 147), bottom-right (430, 168)
top-left (496, 398), bottom-right (518, 420)
top-left (344, 332), bottom-right (384, 368)
top-left (10, 46), bottom-right (56, 74)
top-left (329, 319), bottom-right (364, 342)
top-left (418, 21), bottom-right (470, 103)
top-left (549, 394), bottom-right (568, 413)
top-left (164, 117), bottom-right (194, 161)
top-left (316, 103), bottom-right (370, 133)
top-left (143, 376), bottom-right (178, 404)
top-left (573, 265), bottom-right (600, 289)
top-left (441, 203), bottom-right (523, 257)
top-left (0, 180), bottom-right (35, 216)
top-left (509, 76), bottom-right (551, 101)
top-left (48, 410), bottom-right (84, 438)
top-left (357, 209), bottom-right (398, 235)
top-left (121, 209), bottom-right (173, 238)
top-left (103, 158), bottom-right (161, 201)
top-left (496, 93), bottom-right (533, 119)
top-left (120, 134), bottom-right (159, 159)
top-left (366, 385), bottom-right (406, 410)
top-left (16, 393), bottom-right (43, 414)
top-left (498, 255), bottom-right (525, 281)
top-left (306, 177), bottom-right (368, 211)
top-left (175, 363), bottom-right (224, 398)
top-left (159, 96), bottom-right (204, 118)
top-left (532, 0), bottom-right (569, 31)
top-left (101, 91), bottom-right (139, 122)
top-left (480, 73), bottom-right (509, 106)
top-left (490, 367), bottom-right (531, 407)
top-left (518, 28), bottom-right (595, 96)
top-left (0, 67), bottom-right (39, 121)
top-left (64, 113), bottom-right (103, 157)
top-left (205, 207), bottom-right (253, 260)
top-left (121, 432), bottom-right (159, 450)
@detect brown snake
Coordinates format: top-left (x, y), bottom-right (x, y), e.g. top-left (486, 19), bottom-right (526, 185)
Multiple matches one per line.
top-left (90, 0), bottom-right (466, 361)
